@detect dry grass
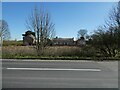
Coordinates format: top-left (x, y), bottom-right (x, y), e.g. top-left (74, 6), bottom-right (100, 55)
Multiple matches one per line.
top-left (2, 46), bottom-right (37, 58)
top-left (43, 46), bottom-right (81, 56)
top-left (2, 46), bottom-right (97, 58)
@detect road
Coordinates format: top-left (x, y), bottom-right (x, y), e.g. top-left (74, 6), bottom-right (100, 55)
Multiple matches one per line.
top-left (2, 59), bottom-right (118, 88)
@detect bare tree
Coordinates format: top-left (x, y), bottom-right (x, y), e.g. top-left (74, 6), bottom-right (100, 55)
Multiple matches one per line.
top-left (106, 2), bottom-right (120, 28)
top-left (26, 6), bottom-right (55, 54)
top-left (104, 1), bottom-right (120, 56)
top-left (0, 20), bottom-right (10, 42)
top-left (91, 2), bottom-right (120, 57)
top-left (77, 29), bottom-right (87, 39)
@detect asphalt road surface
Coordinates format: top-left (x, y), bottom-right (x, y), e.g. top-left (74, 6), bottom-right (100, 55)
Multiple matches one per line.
top-left (2, 59), bottom-right (118, 88)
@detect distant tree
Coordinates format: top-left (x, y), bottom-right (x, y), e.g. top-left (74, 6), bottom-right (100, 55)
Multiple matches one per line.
top-left (0, 20), bottom-right (10, 41)
top-left (22, 30), bottom-right (35, 37)
top-left (77, 29), bottom-right (87, 39)
top-left (26, 6), bottom-right (55, 54)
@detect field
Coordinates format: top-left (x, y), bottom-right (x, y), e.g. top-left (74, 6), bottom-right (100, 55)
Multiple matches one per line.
top-left (2, 41), bottom-right (120, 60)
top-left (2, 45), bottom-right (99, 59)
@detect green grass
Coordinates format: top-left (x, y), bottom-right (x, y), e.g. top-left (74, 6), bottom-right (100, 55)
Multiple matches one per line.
top-left (3, 40), bottom-right (23, 46)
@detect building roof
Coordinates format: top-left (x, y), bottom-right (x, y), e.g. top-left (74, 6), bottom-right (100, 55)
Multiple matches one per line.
top-left (52, 38), bottom-right (74, 42)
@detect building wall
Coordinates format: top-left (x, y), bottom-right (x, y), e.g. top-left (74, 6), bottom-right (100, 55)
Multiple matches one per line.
top-left (52, 38), bottom-right (74, 46)
top-left (23, 36), bottom-right (86, 46)
top-left (23, 34), bottom-right (35, 46)
top-left (76, 39), bottom-right (86, 46)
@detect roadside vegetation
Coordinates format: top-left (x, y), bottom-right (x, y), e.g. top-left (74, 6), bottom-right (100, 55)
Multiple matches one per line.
top-left (2, 45), bottom-right (120, 60)
top-left (1, 2), bottom-right (120, 60)
top-left (90, 2), bottom-right (120, 58)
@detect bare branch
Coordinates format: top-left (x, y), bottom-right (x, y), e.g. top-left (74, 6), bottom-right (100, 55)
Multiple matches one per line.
top-left (26, 6), bottom-right (55, 51)
top-left (0, 20), bottom-right (11, 40)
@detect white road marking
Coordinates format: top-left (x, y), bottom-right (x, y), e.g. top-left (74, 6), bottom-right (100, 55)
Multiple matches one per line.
top-left (2, 59), bottom-right (93, 62)
top-left (5, 68), bottom-right (101, 72)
